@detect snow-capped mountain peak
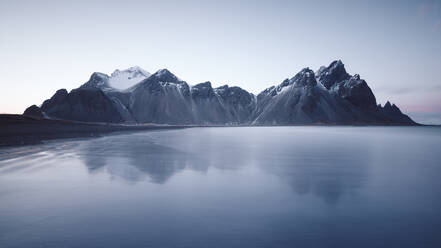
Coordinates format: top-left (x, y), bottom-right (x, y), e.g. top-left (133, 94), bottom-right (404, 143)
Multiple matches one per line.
top-left (108, 66), bottom-right (151, 90)
top-left (111, 66), bottom-right (150, 78)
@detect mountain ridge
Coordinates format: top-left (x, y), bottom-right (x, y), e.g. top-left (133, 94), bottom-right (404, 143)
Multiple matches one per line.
top-left (24, 60), bottom-right (417, 125)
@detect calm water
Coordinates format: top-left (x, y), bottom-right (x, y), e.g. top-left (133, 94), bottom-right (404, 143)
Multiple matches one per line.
top-left (1, 127), bottom-right (441, 248)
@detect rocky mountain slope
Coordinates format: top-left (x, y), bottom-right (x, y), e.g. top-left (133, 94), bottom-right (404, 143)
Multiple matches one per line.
top-left (24, 61), bottom-right (416, 125)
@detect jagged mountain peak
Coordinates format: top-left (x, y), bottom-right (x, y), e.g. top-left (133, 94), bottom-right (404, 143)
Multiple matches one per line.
top-left (54, 88), bottom-right (69, 98)
top-left (81, 72), bottom-right (111, 90)
top-left (90, 72), bottom-right (110, 80)
top-left (147, 69), bottom-right (182, 84)
top-left (352, 74), bottom-right (360, 80)
top-left (193, 81), bottom-right (212, 88)
top-left (290, 67), bottom-right (317, 88)
top-left (215, 85), bottom-right (255, 106)
top-left (191, 81), bottom-right (215, 98)
top-left (299, 67), bottom-right (315, 74)
top-left (214, 84), bottom-right (249, 94)
top-left (316, 59), bottom-right (350, 89)
top-left (215, 84), bottom-right (243, 96)
top-left (129, 69), bottom-right (189, 96)
top-left (256, 68), bottom-right (317, 99)
top-left (383, 101), bottom-right (401, 113)
top-left (330, 59), bottom-right (345, 69)
top-left (215, 84), bottom-right (229, 91)
top-left (111, 66), bottom-right (150, 78)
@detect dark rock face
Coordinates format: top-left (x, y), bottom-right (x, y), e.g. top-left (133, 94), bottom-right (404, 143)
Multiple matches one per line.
top-left (40, 88), bottom-right (124, 123)
top-left (30, 61), bottom-right (417, 125)
top-left (191, 82), bottom-right (215, 98)
top-left (316, 60), bottom-right (350, 89)
top-left (128, 71), bottom-right (256, 124)
top-left (215, 85), bottom-right (256, 123)
top-left (23, 105), bottom-right (44, 119)
top-left (129, 70), bottom-right (194, 124)
top-left (190, 82), bottom-right (228, 124)
top-left (334, 74), bottom-right (377, 110)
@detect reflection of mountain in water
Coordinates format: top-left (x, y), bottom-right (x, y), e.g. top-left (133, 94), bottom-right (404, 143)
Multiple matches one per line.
top-left (254, 136), bottom-right (372, 204)
top-left (78, 129), bottom-right (258, 184)
top-left (78, 134), bottom-right (208, 184)
top-left (78, 129), bottom-right (371, 204)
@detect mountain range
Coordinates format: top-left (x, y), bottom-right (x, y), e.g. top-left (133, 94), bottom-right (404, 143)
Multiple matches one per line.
top-left (24, 60), bottom-right (416, 125)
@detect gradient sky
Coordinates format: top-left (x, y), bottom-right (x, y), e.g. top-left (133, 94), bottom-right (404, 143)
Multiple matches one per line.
top-left (1, 0), bottom-right (440, 124)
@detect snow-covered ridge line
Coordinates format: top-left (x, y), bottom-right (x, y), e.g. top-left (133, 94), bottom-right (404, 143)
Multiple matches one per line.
top-left (82, 66), bottom-right (152, 91)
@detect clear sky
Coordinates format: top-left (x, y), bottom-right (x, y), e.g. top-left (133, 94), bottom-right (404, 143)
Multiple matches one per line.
top-left (1, 0), bottom-right (440, 124)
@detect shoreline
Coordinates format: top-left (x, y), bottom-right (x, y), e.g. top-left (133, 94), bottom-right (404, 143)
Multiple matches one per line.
top-left (0, 114), bottom-right (429, 148)
top-left (0, 115), bottom-right (189, 147)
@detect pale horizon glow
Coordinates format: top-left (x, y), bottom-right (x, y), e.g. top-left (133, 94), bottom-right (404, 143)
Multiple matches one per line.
top-left (1, 0), bottom-right (440, 124)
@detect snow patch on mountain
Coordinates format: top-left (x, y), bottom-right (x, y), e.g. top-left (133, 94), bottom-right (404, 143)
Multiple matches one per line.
top-left (108, 66), bottom-right (151, 90)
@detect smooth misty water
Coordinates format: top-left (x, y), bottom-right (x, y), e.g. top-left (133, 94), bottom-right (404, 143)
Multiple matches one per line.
top-left (1, 127), bottom-right (441, 248)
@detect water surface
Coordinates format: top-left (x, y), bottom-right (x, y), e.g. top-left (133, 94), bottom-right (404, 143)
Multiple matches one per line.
top-left (1, 127), bottom-right (441, 247)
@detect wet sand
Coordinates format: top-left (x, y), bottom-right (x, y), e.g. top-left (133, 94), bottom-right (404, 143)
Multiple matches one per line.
top-left (0, 114), bottom-right (186, 147)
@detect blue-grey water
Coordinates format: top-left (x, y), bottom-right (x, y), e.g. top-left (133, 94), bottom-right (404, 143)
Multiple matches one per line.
top-left (1, 127), bottom-right (441, 248)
